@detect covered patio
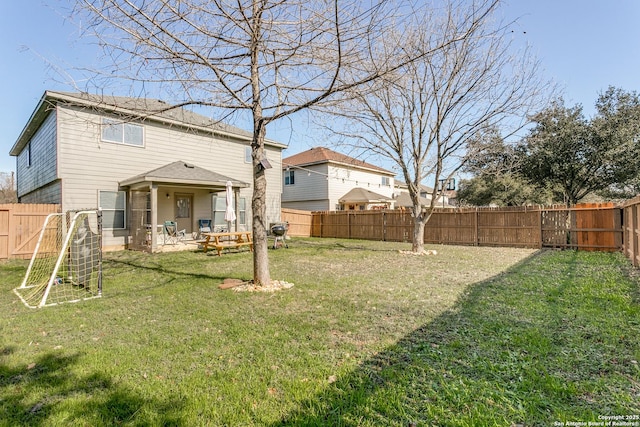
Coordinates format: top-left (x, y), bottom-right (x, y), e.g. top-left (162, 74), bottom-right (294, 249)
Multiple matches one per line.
top-left (339, 187), bottom-right (394, 211)
top-left (120, 161), bottom-right (249, 252)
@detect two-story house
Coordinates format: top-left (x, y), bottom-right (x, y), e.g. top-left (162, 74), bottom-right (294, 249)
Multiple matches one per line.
top-left (282, 147), bottom-right (395, 211)
top-left (10, 91), bottom-right (285, 251)
top-left (393, 181), bottom-right (455, 209)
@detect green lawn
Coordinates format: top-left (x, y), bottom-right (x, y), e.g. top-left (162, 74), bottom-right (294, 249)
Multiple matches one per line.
top-left (0, 239), bottom-right (638, 426)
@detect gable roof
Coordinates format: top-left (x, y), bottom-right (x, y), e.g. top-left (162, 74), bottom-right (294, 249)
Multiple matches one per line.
top-left (283, 147), bottom-right (394, 176)
top-left (10, 90), bottom-right (286, 156)
top-left (393, 191), bottom-right (431, 208)
top-left (339, 187), bottom-right (394, 203)
top-left (394, 180), bottom-right (436, 193)
top-left (120, 161), bottom-right (249, 189)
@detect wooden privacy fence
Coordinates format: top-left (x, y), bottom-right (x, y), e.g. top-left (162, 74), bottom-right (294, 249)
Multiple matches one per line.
top-left (281, 208), bottom-right (313, 237)
top-left (622, 196), bottom-right (640, 266)
top-left (309, 203), bottom-right (623, 251)
top-left (0, 204), bottom-right (61, 259)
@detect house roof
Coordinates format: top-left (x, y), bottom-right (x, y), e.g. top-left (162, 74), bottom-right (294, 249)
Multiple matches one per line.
top-left (10, 90), bottom-right (286, 156)
top-left (339, 187), bottom-right (394, 203)
top-left (394, 190), bottom-right (455, 208)
top-left (119, 161), bottom-right (249, 189)
top-left (394, 180), bottom-right (435, 193)
top-left (393, 192), bottom-right (431, 208)
top-left (283, 147), bottom-right (394, 176)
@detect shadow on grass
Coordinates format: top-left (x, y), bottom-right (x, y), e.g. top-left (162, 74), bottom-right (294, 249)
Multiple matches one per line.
top-left (0, 347), bottom-right (185, 425)
top-left (103, 257), bottom-right (245, 294)
top-left (274, 250), bottom-right (640, 426)
top-left (292, 239), bottom-right (400, 252)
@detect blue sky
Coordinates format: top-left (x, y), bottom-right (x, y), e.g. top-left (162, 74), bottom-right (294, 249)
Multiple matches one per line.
top-left (1, 0), bottom-right (639, 173)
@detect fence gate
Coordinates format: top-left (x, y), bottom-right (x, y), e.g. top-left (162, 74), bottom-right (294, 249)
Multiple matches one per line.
top-left (0, 204), bottom-right (61, 259)
top-left (539, 204), bottom-right (621, 251)
top-left (541, 209), bottom-right (573, 248)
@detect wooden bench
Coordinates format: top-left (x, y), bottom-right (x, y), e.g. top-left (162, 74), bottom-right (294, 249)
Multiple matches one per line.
top-left (199, 231), bottom-right (253, 256)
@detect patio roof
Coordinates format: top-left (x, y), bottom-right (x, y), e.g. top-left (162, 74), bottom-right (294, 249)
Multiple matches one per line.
top-left (393, 192), bottom-right (430, 208)
top-left (339, 187), bottom-right (393, 203)
top-left (120, 161), bottom-right (250, 189)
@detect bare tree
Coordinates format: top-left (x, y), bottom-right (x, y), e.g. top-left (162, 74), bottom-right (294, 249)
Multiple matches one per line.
top-left (73, 0), bottom-right (500, 284)
top-left (322, 0), bottom-right (549, 253)
top-left (0, 172), bottom-right (17, 204)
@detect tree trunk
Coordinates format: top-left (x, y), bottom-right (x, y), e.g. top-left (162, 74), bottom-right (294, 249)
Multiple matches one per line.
top-left (412, 210), bottom-right (426, 253)
top-left (250, 2), bottom-right (270, 286)
top-left (251, 122), bottom-right (271, 286)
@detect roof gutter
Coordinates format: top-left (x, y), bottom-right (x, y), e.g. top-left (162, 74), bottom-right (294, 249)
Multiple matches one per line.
top-left (11, 91), bottom-right (287, 156)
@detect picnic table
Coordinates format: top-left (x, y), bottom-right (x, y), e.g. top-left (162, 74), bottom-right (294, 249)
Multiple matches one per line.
top-left (199, 231), bottom-right (253, 256)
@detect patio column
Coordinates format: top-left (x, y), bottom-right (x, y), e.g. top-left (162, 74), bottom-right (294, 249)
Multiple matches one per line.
top-left (150, 183), bottom-right (158, 252)
top-left (234, 187), bottom-right (240, 232)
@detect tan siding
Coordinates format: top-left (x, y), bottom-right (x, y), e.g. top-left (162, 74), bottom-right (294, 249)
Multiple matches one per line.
top-left (327, 166), bottom-right (394, 209)
top-left (55, 106), bottom-right (282, 246)
top-left (281, 164), bottom-right (328, 202)
top-left (282, 200), bottom-right (330, 211)
top-left (19, 181), bottom-right (61, 204)
top-left (282, 162), bottom-right (395, 211)
top-left (16, 111), bottom-right (58, 197)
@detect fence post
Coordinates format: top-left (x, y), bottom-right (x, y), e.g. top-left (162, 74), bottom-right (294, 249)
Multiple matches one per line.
top-left (475, 208), bottom-right (479, 246)
top-left (614, 207), bottom-right (623, 251)
top-left (538, 208), bottom-right (543, 249)
top-left (6, 204), bottom-right (15, 259)
top-left (630, 204), bottom-right (640, 267)
top-left (383, 211), bottom-right (386, 241)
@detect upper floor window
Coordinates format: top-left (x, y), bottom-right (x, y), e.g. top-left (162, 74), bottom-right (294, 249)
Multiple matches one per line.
top-left (245, 146), bottom-right (252, 163)
top-left (26, 142), bottom-right (32, 167)
top-left (284, 170), bottom-right (295, 186)
top-left (101, 118), bottom-right (144, 147)
top-left (381, 176), bottom-right (390, 186)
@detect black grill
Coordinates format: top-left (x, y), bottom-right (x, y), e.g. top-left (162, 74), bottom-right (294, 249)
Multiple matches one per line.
top-left (270, 223), bottom-right (289, 248)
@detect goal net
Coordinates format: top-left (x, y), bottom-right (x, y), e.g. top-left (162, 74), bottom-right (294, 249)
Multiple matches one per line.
top-left (14, 210), bottom-right (102, 308)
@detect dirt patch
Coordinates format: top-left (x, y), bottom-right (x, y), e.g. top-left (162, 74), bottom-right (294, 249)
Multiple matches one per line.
top-left (223, 279), bottom-right (295, 292)
top-left (398, 249), bottom-right (438, 256)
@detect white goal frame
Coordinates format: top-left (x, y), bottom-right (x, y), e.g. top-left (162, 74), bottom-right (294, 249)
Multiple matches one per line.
top-left (14, 210), bottom-right (103, 308)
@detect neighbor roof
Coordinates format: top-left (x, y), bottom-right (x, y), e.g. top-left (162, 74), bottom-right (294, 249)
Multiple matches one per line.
top-left (393, 192), bottom-right (430, 208)
top-left (394, 180), bottom-right (435, 193)
top-left (283, 147), bottom-right (394, 176)
top-left (119, 161), bottom-right (249, 189)
top-left (339, 187), bottom-right (394, 203)
top-left (10, 90), bottom-right (286, 156)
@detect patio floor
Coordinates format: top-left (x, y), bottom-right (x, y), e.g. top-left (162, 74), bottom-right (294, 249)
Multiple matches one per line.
top-left (155, 236), bottom-right (202, 253)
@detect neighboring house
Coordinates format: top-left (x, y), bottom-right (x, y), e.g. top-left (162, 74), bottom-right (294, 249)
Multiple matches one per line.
top-left (393, 181), bottom-right (455, 209)
top-left (10, 91), bottom-right (285, 252)
top-left (281, 147), bottom-right (395, 211)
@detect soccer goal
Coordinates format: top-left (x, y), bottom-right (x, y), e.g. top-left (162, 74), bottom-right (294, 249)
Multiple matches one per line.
top-left (14, 210), bottom-right (103, 308)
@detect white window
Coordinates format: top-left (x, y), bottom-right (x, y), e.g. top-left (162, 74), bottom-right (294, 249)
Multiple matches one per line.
top-left (101, 118), bottom-right (144, 147)
top-left (26, 142), bottom-right (32, 167)
top-left (381, 176), bottom-right (390, 186)
top-left (99, 190), bottom-right (126, 229)
top-left (245, 146), bottom-right (252, 163)
top-left (212, 194), bottom-right (246, 228)
top-left (284, 170), bottom-right (295, 186)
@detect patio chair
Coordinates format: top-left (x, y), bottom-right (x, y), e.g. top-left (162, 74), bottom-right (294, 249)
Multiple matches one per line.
top-left (198, 219), bottom-right (212, 239)
top-left (163, 220), bottom-right (186, 245)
